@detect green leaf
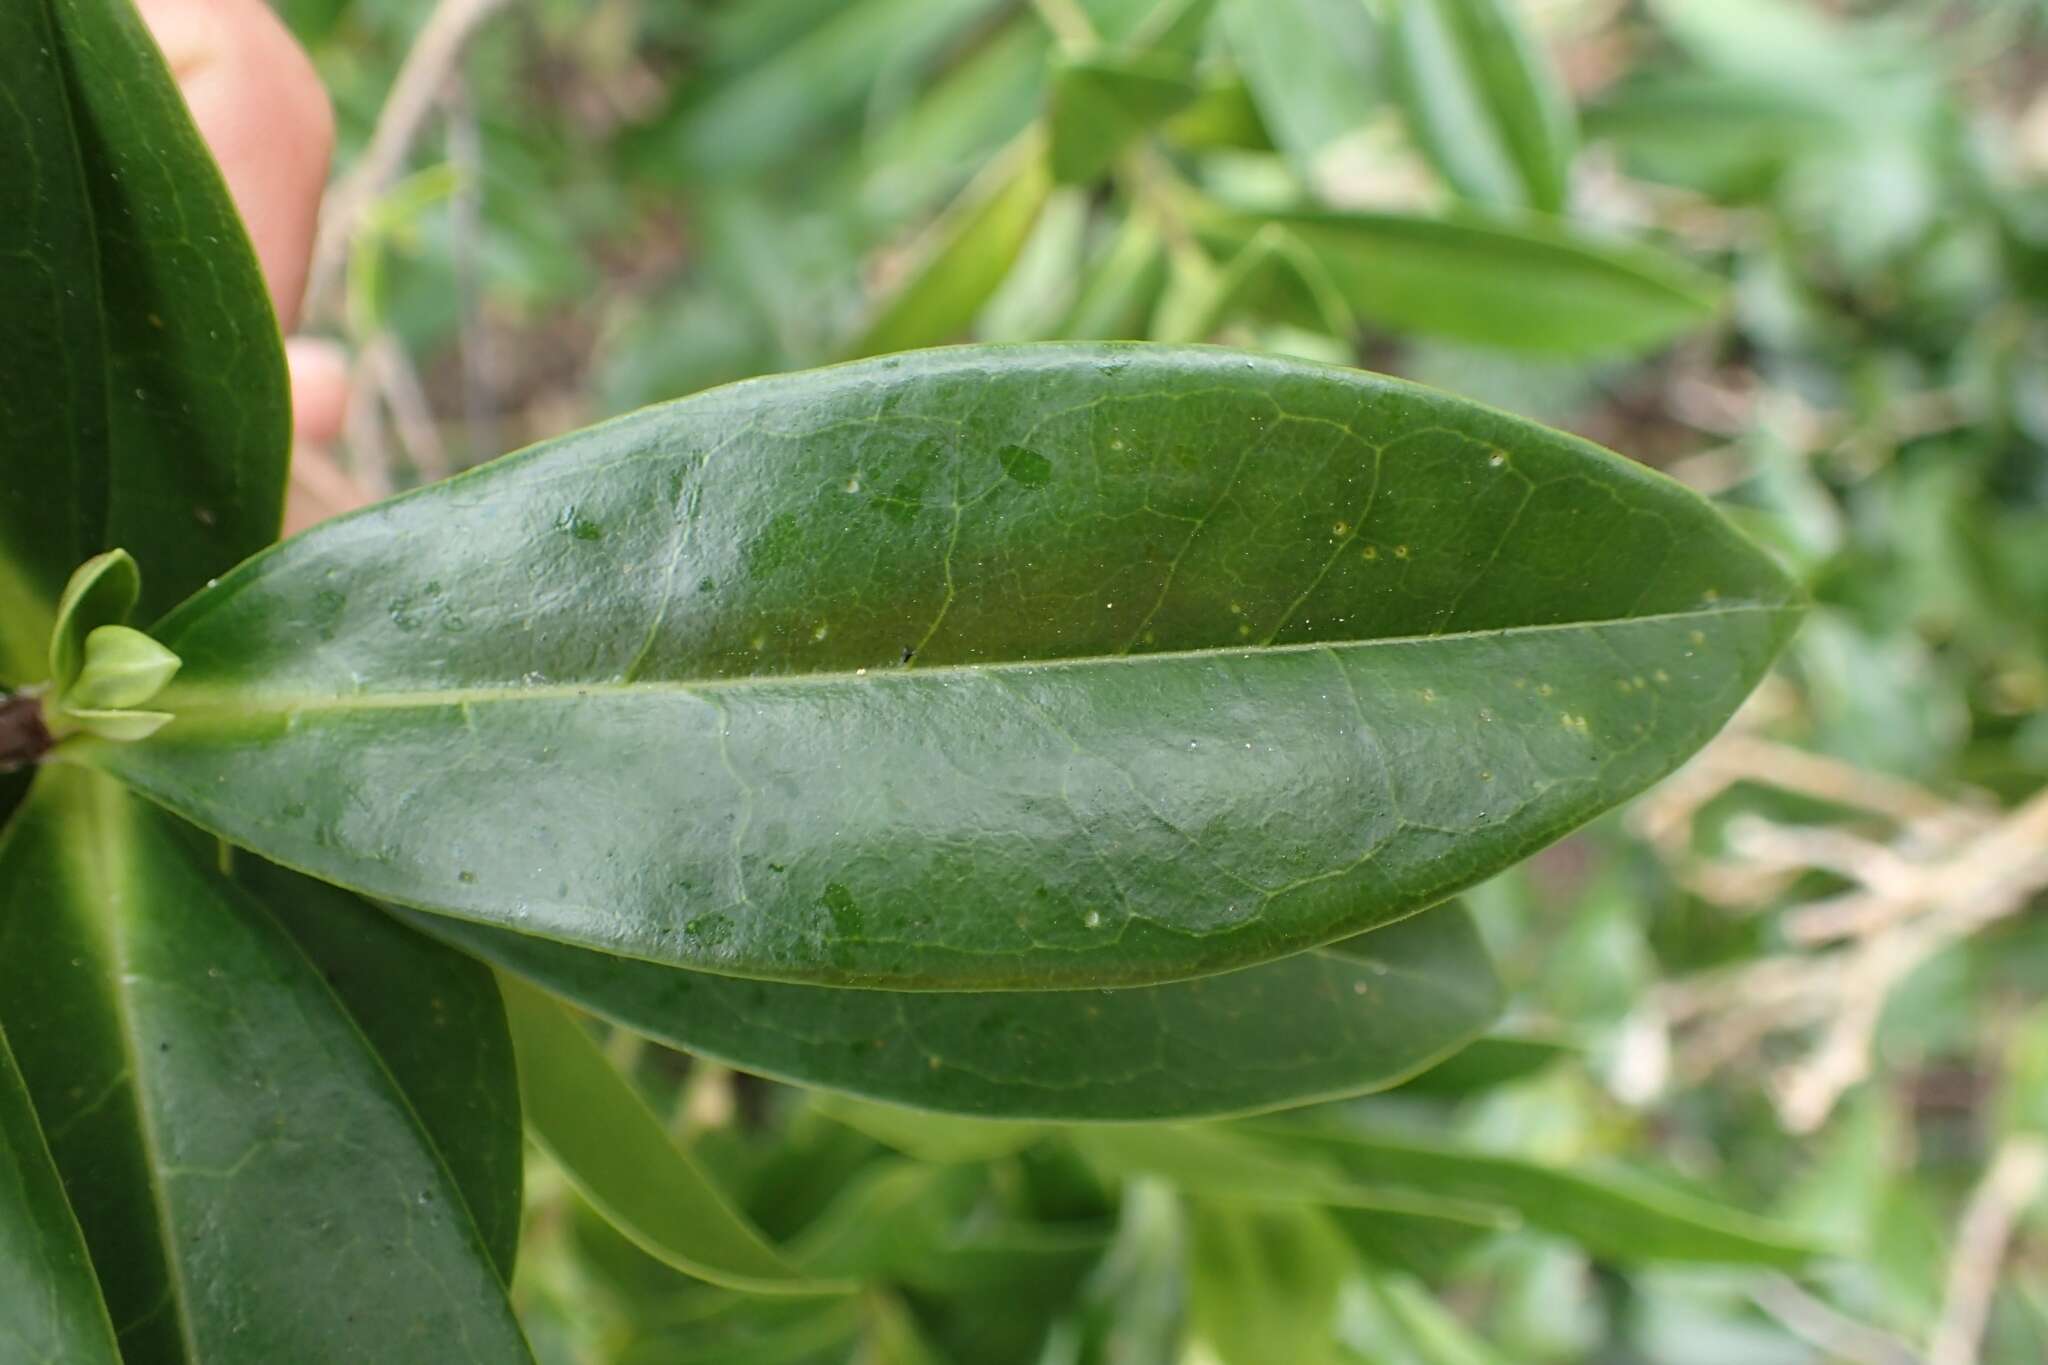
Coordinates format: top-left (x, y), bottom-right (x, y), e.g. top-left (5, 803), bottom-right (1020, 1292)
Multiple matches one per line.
top-left (1390, 0), bottom-right (1578, 212)
top-left (66, 626), bottom-right (180, 712)
top-left (48, 551), bottom-right (140, 696)
top-left (1237, 1122), bottom-right (1823, 1266)
top-left (658, 0), bottom-right (1010, 178)
top-left (0, 1020), bottom-right (121, 1365)
top-left (1203, 211), bottom-right (1722, 355)
top-left (1066, 1124), bottom-right (1513, 1226)
top-left (1186, 1201), bottom-right (1353, 1365)
top-left (1386, 1032), bottom-right (1573, 1096)
top-left (236, 857), bottom-right (524, 1280)
top-left (1150, 222), bottom-right (1354, 344)
top-left (1048, 52), bottom-right (1202, 185)
top-left (1221, 0), bottom-right (1385, 176)
top-left (95, 344), bottom-right (1799, 990)
top-left (0, 769), bottom-right (529, 1361)
top-left (844, 131), bottom-right (1053, 357)
top-left (499, 978), bottom-right (851, 1295)
top-left (0, 0), bottom-right (289, 645)
top-left (410, 901), bottom-right (1499, 1120)
top-left (1058, 212), bottom-right (1171, 339)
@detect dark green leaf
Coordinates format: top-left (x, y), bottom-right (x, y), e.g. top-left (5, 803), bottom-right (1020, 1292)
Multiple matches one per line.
top-left (0, 769), bottom-right (529, 1361)
top-left (1204, 211), bottom-right (1722, 355)
top-left (96, 345), bottom-right (1797, 990)
top-left (1221, 0), bottom-right (1384, 176)
top-left (1048, 53), bottom-right (1201, 185)
top-left (500, 978), bottom-right (851, 1294)
top-left (0, 0), bottom-right (289, 641)
top-left (411, 902), bottom-right (1499, 1120)
top-left (0, 1019), bottom-right (120, 1364)
top-left (1390, 0), bottom-right (1578, 212)
top-left (1238, 1122), bottom-right (1823, 1266)
top-left (238, 858), bottom-right (524, 1280)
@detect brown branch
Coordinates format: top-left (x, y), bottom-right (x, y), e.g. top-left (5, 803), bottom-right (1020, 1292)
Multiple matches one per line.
top-left (0, 691), bottom-right (51, 773)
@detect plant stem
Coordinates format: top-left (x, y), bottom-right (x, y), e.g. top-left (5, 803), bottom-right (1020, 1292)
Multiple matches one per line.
top-left (0, 691), bottom-right (51, 772)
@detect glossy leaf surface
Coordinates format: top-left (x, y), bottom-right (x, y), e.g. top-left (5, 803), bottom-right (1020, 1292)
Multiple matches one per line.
top-left (416, 902), bottom-right (1498, 1119)
top-left (239, 858), bottom-right (524, 1279)
top-left (0, 0), bottom-right (289, 649)
top-left (1206, 212), bottom-right (1722, 356)
top-left (501, 979), bottom-right (849, 1294)
top-left (1391, 0), bottom-right (1577, 211)
top-left (0, 1021), bottom-right (120, 1364)
top-left (97, 345), bottom-right (1798, 990)
top-left (0, 768), bottom-right (529, 1361)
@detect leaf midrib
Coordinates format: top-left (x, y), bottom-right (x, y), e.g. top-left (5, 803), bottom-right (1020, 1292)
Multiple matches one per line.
top-left (156, 601), bottom-right (1795, 719)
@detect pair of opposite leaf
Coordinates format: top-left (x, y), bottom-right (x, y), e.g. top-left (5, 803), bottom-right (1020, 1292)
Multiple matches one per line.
top-left (38, 550), bottom-right (181, 742)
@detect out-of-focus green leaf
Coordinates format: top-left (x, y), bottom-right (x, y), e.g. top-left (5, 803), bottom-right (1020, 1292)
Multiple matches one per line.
top-left (500, 979), bottom-right (849, 1295)
top-left (1068, 1125), bottom-right (1513, 1226)
top-left (1390, 0), bottom-right (1577, 212)
top-left (1151, 222), bottom-right (1354, 343)
top-left (811, 1096), bottom-right (1043, 1164)
top-left (419, 901), bottom-right (1499, 1120)
top-left (660, 0), bottom-right (1009, 177)
top-left (0, 1020), bottom-right (120, 1365)
top-left (1059, 212), bottom-right (1172, 338)
top-left (1049, 52), bottom-right (1202, 185)
top-left (845, 131), bottom-right (1052, 356)
top-left (1388, 1034), bottom-right (1574, 1097)
top-left (1186, 1201), bottom-right (1352, 1365)
top-left (1203, 210), bottom-right (1723, 355)
top-left (0, 0), bottom-right (288, 664)
top-left (1240, 1122), bottom-right (1822, 1265)
top-left (1162, 75), bottom-right (1274, 151)
top-left (1221, 0), bottom-right (1384, 176)
top-left (618, 1295), bottom-right (868, 1365)
top-left (97, 346), bottom-right (1796, 992)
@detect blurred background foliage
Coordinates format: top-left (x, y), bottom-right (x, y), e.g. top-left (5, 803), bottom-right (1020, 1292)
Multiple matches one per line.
top-left (275, 0), bottom-right (2048, 1359)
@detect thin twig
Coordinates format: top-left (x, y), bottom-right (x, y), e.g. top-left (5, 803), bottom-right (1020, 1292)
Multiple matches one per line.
top-left (306, 0), bottom-right (512, 320)
top-left (1749, 1276), bottom-right (1920, 1365)
top-left (1929, 1135), bottom-right (2048, 1365)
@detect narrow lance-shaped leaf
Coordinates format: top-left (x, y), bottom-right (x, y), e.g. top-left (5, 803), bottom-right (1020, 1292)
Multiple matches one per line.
top-left (0, 0), bottom-right (290, 645)
top-left (93, 345), bottom-right (1799, 991)
top-left (0, 1020), bottom-right (121, 1365)
top-left (1200, 211), bottom-right (1722, 356)
top-left (412, 901), bottom-right (1500, 1121)
top-left (1391, 0), bottom-right (1578, 212)
top-left (500, 978), bottom-right (853, 1295)
top-left (1048, 52), bottom-right (1201, 186)
top-left (843, 130), bottom-right (1053, 358)
top-left (1221, 0), bottom-right (1385, 177)
top-left (1237, 1120), bottom-right (1824, 1266)
top-left (0, 768), bottom-right (529, 1362)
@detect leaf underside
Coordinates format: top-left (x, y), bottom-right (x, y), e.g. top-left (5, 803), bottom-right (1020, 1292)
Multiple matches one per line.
top-left (416, 899), bottom-right (1498, 1120)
